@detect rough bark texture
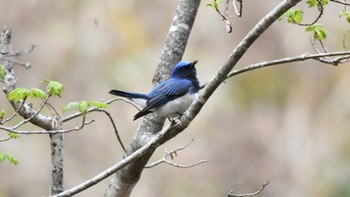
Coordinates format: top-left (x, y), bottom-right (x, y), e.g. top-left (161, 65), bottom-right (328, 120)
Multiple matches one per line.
top-left (50, 116), bottom-right (64, 195)
top-left (104, 0), bottom-right (201, 196)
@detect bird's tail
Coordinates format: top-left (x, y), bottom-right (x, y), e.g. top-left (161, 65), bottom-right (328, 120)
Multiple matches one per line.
top-left (109, 90), bottom-right (148, 99)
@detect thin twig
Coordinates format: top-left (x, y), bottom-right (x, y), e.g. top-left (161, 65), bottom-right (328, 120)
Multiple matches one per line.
top-left (61, 98), bottom-right (127, 151)
top-left (0, 119), bottom-right (94, 135)
top-left (330, 0), bottom-right (350, 6)
top-left (228, 181), bottom-right (270, 197)
top-left (233, 0), bottom-right (243, 17)
top-left (95, 108), bottom-right (126, 152)
top-left (226, 51), bottom-right (350, 78)
top-left (342, 29), bottom-right (350, 51)
top-left (1, 112), bottom-right (17, 124)
top-left (295, 0), bottom-right (323, 26)
top-left (145, 139), bottom-right (209, 168)
top-left (0, 136), bottom-right (11, 142)
top-left (225, 0), bottom-right (233, 33)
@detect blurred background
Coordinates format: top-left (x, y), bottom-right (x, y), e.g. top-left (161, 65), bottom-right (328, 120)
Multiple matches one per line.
top-left (1, 0), bottom-right (350, 196)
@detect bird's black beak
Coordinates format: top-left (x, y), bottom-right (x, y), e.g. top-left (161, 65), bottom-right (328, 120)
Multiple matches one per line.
top-left (191, 60), bottom-right (198, 67)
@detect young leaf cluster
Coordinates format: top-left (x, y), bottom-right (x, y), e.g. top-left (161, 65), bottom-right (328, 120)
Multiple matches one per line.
top-left (279, 0), bottom-right (329, 42)
top-left (63, 101), bottom-right (108, 115)
top-left (7, 88), bottom-right (47, 102)
top-left (339, 11), bottom-right (350, 23)
top-left (305, 23), bottom-right (326, 41)
top-left (0, 153), bottom-right (19, 166)
top-left (7, 80), bottom-right (64, 102)
top-left (206, 0), bottom-right (223, 11)
top-left (0, 64), bottom-right (5, 80)
top-left (0, 110), bottom-right (5, 120)
top-left (43, 79), bottom-right (64, 97)
top-left (306, 0), bottom-right (329, 11)
top-left (279, 9), bottom-right (304, 24)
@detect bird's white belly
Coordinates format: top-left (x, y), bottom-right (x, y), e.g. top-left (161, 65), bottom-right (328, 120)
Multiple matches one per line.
top-left (154, 92), bottom-right (198, 118)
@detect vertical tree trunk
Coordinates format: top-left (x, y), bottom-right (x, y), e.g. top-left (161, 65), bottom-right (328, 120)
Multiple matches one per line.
top-left (104, 0), bottom-right (201, 196)
top-left (50, 116), bottom-right (64, 195)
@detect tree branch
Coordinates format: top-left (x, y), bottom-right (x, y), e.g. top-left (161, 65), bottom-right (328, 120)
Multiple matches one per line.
top-left (228, 181), bottom-right (270, 197)
top-left (226, 51), bottom-right (350, 78)
top-left (145, 139), bottom-right (209, 168)
top-left (330, 0), bottom-right (350, 6)
top-left (0, 118), bottom-right (94, 134)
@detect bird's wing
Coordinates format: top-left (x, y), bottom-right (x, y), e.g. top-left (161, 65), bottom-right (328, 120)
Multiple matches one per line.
top-left (133, 79), bottom-right (192, 120)
top-left (148, 79), bottom-right (192, 107)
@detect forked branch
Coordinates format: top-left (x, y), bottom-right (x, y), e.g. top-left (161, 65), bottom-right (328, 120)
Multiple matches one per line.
top-left (145, 139), bottom-right (209, 168)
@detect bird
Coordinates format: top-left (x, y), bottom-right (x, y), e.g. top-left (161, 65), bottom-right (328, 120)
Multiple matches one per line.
top-left (109, 60), bottom-right (200, 120)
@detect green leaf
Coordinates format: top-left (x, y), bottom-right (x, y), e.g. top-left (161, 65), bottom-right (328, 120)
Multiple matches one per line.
top-left (0, 64), bottom-right (5, 80)
top-left (30, 88), bottom-right (48, 100)
top-left (8, 132), bottom-right (20, 139)
top-left (63, 101), bottom-right (80, 112)
top-left (79, 101), bottom-right (89, 114)
top-left (5, 153), bottom-right (19, 166)
top-left (206, 0), bottom-right (223, 10)
top-left (305, 23), bottom-right (326, 41)
top-left (280, 9), bottom-right (303, 24)
top-left (307, 0), bottom-right (328, 7)
top-left (91, 101), bottom-right (108, 109)
top-left (7, 88), bottom-right (30, 102)
top-left (306, 0), bottom-right (316, 7)
top-left (339, 11), bottom-right (350, 23)
top-left (320, 0), bottom-right (329, 5)
top-left (43, 79), bottom-right (64, 97)
top-left (0, 153), bottom-right (19, 166)
top-left (288, 10), bottom-right (303, 24)
top-left (0, 153), bottom-right (5, 162)
top-left (0, 110), bottom-right (5, 119)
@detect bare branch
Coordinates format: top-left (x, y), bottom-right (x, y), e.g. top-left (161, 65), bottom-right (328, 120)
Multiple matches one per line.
top-left (145, 139), bottom-right (209, 168)
top-left (0, 112), bottom-right (17, 124)
top-left (330, 0), bottom-right (350, 6)
top-left (232, 0), bottom-right (243, 17)
top-left (0, 118), bottom-right (94, 135)
top-left (342, 29), bottom-right (350, 51)
top-left (0, 136), bottom-right (11, 142)
top-left (295, 0), bottom-right (323, 26)
top-left (94, 108), bottom-right (126, 152)
top-left (226, 51), bottom-right (350, 78)
top-left (228, 181), bottom-right (270, 197)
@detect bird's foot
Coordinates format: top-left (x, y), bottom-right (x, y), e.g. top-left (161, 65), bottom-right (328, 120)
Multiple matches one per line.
top-left (170, 117), bottom-right (181, 127)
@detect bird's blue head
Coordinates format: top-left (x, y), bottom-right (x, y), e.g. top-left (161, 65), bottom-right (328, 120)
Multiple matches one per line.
top-left (171, 60), bottom-right (198, 79)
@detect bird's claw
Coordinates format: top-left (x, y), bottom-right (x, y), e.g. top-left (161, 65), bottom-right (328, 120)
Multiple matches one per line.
top-left (170, 117), bottom-right (181, 127)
